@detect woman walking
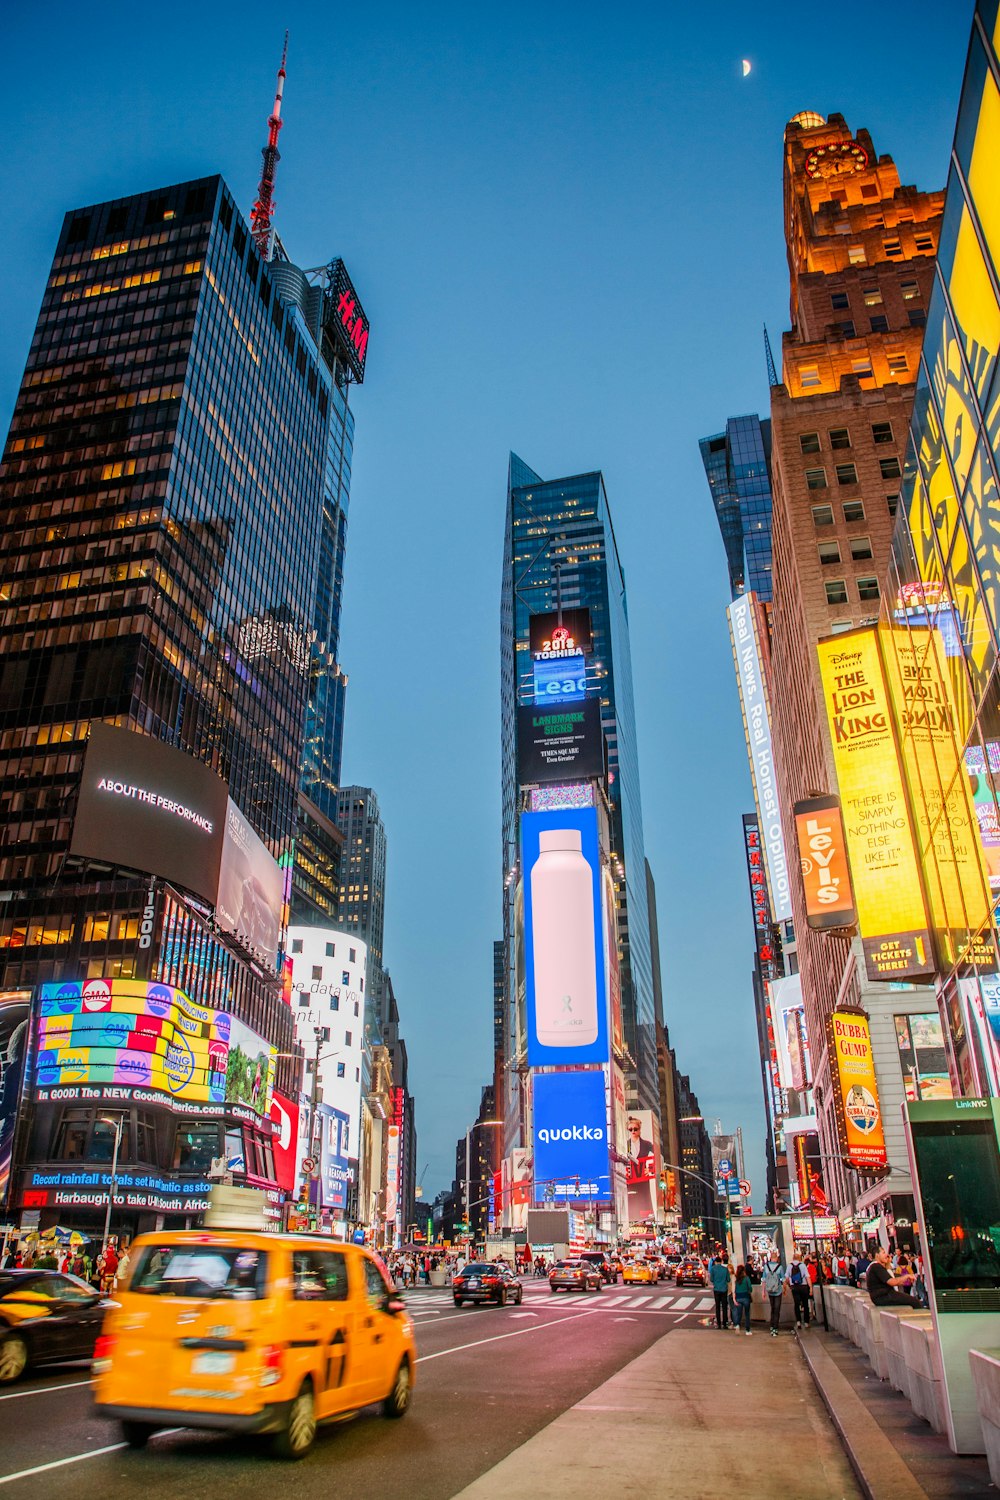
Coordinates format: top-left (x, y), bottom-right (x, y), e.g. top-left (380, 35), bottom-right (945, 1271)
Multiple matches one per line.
top-left (733, 1263), bottom-right (754, 1336)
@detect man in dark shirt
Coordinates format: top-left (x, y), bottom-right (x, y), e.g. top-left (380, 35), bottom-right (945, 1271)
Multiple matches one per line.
top-left (866, 1247), bottom-right (920, 1308)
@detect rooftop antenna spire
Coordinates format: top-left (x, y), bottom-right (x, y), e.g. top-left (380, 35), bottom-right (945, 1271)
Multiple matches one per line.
top-left (764, 324), bottom-right (779, 388)
top-left (250, 32), bottom-right (288, 261)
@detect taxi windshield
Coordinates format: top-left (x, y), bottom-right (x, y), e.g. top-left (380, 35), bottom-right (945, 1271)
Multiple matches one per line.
top-left (129, 1245), bottom-right (267, 1299)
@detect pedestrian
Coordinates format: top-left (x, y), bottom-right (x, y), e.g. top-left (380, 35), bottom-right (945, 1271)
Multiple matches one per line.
top-left (866, 1246), bottom-right (921, 1309)
top-left (761, 1247), bottom-right (786, 1337)
top-left (709, 1252), bottom-right (732, 1330)
top-left (786, 1250), bottom-right (812, 1329)
top-left (733, 1263), bottom-right (754, 1335)
top-left (833, 1248), bottom-right (850, 1285)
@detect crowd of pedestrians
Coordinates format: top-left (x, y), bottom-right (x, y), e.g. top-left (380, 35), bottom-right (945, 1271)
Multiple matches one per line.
top-left (0, 1234), bottom-right (131, 1292)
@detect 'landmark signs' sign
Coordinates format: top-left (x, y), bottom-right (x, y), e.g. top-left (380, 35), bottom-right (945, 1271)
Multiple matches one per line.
top-left (517, 700), bottom-right (604, 785)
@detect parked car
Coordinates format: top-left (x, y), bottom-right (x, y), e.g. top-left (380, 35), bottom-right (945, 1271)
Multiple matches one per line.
top-left (0, 1270), bottom-right (109, 1385)
top-left (453, 1263), bottom-right (517, 1306)
top-left (622, 1260), bottom-right (656, 1285)
top-left (549, 1259), bottom-right (603, 1293)
top-left (579, 1251), bottom-right (617, 1284)
top-left (674, 1258), bottom-right (707, 1287)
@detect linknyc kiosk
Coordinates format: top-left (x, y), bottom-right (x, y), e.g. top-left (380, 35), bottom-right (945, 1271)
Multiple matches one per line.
top-left (905, 1098), bottom-right (1000, 1452)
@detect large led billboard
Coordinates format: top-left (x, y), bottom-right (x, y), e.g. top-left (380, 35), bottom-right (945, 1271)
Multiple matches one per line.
top-left (793, 794), bottom-right (857, 930)
top-left (532, 1070), bottom-right (611, 1204)
top-left (216, 798), bottom-right (284, 968)
top-left (529, 609), bottom-right (593, 659)
top-left (0, 992), bottom-right (30, 1215)
top-left (521, 808), bottom-right (608, 1066)
top-left (769, 975), bottom-right (810, 1095)
top-left (517, 700), bottom-right (604, 785)
top-left (533, 654), bottom-right (586, 706)
top-left (817, 630), bottom-right (935, 981)
top-left (624, 1107), bottom-right (659, 1223)
top-left (33, 979), bottom-right (271, 1121)
top-left (728, 596), bottom-right (793, 922)
top-left (827, 1009), bottom-right (888, 1172)
top-left (70, 722), bottom-right (228, 905)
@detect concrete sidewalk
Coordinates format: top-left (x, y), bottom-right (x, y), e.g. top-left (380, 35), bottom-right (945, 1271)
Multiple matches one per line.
top-left (453, 1326), bottom-right (861, 1499)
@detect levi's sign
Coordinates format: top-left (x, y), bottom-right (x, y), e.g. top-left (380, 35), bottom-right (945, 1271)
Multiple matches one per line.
top-left (794, 794), bottom-right (857, 930)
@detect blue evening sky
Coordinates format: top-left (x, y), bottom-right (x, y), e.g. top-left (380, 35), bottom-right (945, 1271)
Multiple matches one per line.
top-left (3, 1), bottom-right (971, 1204)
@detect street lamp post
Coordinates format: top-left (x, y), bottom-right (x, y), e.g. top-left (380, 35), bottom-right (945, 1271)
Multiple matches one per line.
top-left (99, 1114), bottom-right (124, 1255)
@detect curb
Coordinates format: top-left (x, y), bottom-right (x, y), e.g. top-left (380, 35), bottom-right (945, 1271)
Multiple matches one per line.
top-left (796, 1329), bottom-right (928, 1500)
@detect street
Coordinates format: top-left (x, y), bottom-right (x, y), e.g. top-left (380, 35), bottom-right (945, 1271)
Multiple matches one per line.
top-left (0, 1282), bottom-right (707, 1497)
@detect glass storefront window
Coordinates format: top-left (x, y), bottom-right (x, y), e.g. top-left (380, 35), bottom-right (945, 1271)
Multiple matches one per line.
top-left (172, 1124), bottom-right (220, 1173)
top-left (89, 1112), bottom-right (129, 1163)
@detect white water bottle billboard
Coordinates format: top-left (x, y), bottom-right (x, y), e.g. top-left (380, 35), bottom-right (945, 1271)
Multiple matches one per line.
top-left (521, 809), bottom-right (608, 1066)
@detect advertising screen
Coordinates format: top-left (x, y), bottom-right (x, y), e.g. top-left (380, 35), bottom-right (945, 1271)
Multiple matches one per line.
top-left (529, 609), bottom-right (593, 658)
top-left (521, 808), bottom-right (608, 1066)
top-left (318, 1102), bottom-right (352, 1213)
top-left (793, 795), bottom-right (857, 930)
top-left (0, 992), bottom-right (30, 1214)
top-left (21, 1164), bottom-right (213, 1216)
top-left (895, 1013), bottom-right (952, 1100)
top-left (223, 1015), bottom-right (275, 1118)
top-left (70, 722), bottom-right (228, 906)
top-left (769, 975), bottom-right (810, 1095)
top-left (216, 799), bottom-right (284, 968)
top-left (966, 741), bottom-right (1000, 892)
top-left (828, 1009), bottom-right (888, 1171)
top-left (817, 630), bottom-right (935, 981)
top-left (533, 654), bottom-right (586, 706)
top-left (728, 596), bottom-right (793, 922)
top-left (532, 1070), bottom-right (610, 1204)
top-left (623, 1107), bottom-right (659, 1223)
top-left (517, 700), bottom-right (604, 786)
top-left (269, 1090), bottom-right (301, 1193)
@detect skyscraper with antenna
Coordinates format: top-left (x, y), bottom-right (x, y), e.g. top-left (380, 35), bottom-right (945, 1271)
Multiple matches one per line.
top-left (251, 34), bottom-right (288, 261)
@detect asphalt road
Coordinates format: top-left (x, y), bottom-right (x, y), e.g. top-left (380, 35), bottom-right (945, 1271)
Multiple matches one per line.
top-left (0, 1280), bottom-right (712, 1497)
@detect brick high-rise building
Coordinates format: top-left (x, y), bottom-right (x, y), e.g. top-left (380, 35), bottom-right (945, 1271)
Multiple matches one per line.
top-left (768, 112), bottom-right (946, 1227)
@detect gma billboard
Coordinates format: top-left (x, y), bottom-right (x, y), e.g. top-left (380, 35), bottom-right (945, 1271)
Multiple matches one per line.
top-left (817, 630), bottom-right (934, 981)
top-left (827, 1009), bottom-right (888, 1172)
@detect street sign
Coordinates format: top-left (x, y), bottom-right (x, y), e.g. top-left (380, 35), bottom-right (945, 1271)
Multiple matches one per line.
top-left (718, 1158), bottom-right (731, 1175)
top-left (302, 1156), bottom-right (317, 1175)
top-left (353, 1229), bottom-right (366, 1244)
top-left (739, 1179), bottom-right (751, 1196)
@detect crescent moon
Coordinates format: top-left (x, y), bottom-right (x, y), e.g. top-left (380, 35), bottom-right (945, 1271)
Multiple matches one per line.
top-left (742, 59), bottom-right (752, 77)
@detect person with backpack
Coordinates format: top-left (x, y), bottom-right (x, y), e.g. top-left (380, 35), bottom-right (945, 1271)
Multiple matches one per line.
top-left (785, 1250), bottom-right (811, 1328)
top-left (733, 1263), bottom-right (754, 1335)
top-left (709, 1252), bottom-right (733, 1330)
top-left (761, 1247), bottom-right (786, 1337)
top-left (833, 1248), bottom-right (850, 1285)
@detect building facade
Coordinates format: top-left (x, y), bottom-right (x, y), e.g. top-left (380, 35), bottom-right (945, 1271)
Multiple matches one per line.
top-left (700, 414), bottom-right (775, 604)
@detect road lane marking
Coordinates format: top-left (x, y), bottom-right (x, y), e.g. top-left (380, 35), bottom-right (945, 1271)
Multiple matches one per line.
top-left (599, 1295), bottom-right (629, 1306)
top-left (0, 1377), bottom-right (93, 1402)
top-left (626, 1295), bottom-right (651, 1307)
top-left (0, 1430), bottom-right (182, 1487)
top-left (418, 1306), bottom-right (598, 1362)
top-left (673, 1296), bottom-right (693, 1309)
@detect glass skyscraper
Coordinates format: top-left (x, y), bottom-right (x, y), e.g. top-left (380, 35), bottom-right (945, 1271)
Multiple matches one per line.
top-left (499, 456), bottom-right (660, 1144)
top-left (699, 414), bottom-right (775, 603)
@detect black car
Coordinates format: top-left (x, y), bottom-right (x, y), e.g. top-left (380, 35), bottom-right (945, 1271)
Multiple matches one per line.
top-left (0, 1270), bottom-right (109, 1384)
top-left (453, 1262), bottom-right (522, 1307)
top-left (579, 1251), bottom-right (617, 1284)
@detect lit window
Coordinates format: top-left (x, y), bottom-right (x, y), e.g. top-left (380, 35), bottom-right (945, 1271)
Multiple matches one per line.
top-left (805, 467), bottom-right (828, 490)
top-left (836, 463), bottom-right (858, 485)
top-left (843, 500), bottom-right (865, 523)
top-left (818, 541), bottom-right (842, 565)
top-left (800, 366), bottom-right (822, 389)
top-left (826, 580), bottom-right (849, 605)
top-left (887, 353), bottom-right (909, 375)
top-left (850, 536), bottom-right (873, 561)
top-left (900, 280), bottom-right (920, 301)
top-left (871, 422), bottom-right (893, 444)
top-left (862, 287), bottom-right (883, 306)
top-left (857, 576), bottom-right (880, 601)
top-left (799, 432), bottom-right (821, 454)
top-left (851, 357), bottom-right (873, 379)
top-left (848, 246), bottom-right (866, 265)
top-left (812, 505), bottom-right (835, 527)
top-left (829, 428), bottom-right (851, 450)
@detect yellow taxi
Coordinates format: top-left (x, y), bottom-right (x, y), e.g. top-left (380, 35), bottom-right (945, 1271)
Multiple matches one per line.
top-left (622, 1259), bottom-right (656, 1285)
top-left (92, 1194), bottom-right (416, 1460)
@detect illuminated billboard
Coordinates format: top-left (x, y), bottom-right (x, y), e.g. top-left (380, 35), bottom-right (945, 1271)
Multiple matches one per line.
top-left (33, 979), bottom-right (270, 1121)
top-left (533, 654), bottom-right (586, 706)
top-left (827, 1009), bottom-right (888, 1172)
top-left (624, 1107), bottom-right (659, 1223)
top-left (217, 798), bottom-right (284, 967)
top-left (529, 609), bottom-right (593, 659)
top-left (517, 700), bottom-right (604, 785)
top-left (769, 975), bottom-right (810, 1095)
top-left (817, 630), bottom-right (934, 981)
top-left (70, 722), bottom-right (228, 906)
top-left (0, 992), bottom-right (30, 1215)
top-left (532, 1070), bottom-right (611, 1204)
top-left (728, 596), bottom-right (792, 922)
top-left (521, 808), bottom-right (608, 1066)
top-left (793, 794), bottom-right (857, 930)
top-left (894, 1013), bottom-right (952, 1101)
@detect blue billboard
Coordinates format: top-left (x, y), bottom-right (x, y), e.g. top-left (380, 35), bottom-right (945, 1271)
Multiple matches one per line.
top-left (533, 653), bottom-right (586, 706)
top-left (522, 808), bottom-right (608, 1066)
top-left (533, 1070), bottom-right (611, 1204)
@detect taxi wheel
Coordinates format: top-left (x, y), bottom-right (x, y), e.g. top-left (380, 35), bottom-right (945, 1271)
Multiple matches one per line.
top-left (273, 1380), bottom-right (316, 1461)
top-left (453, 1296), bottom-right (463, 1307)
top-left (382, 1358), bottom-right (411, 1419)
top-left (0, 1334), bottom-right (28, 1384)
top-left (121, 1421), bottom-right (155, 1449)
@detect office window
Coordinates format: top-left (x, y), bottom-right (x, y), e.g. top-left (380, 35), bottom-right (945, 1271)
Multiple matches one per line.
top-left (880, 457), bottom-right (902, 479)
top-left (805, 467), bottom-right (828, 490)
top-left (914, 233), bottom-right (934, 252)
top-left (812, 505), bottom-right (835, 527)
top-left (884, 237), bottom-right (902, 257)
top-left (836, 463), bottom-right (858, 485)
top-left (345, 1031), bottom-right (352, 1046)
top-left (826, 580), bottom-right (849, 605)
top-left (830, 620), bottom-right (854, 634)
top-left (869, 315), bottom-right (889, 333)
top-left (848, 246), bottom-right (866, 265)
top-left (843, 500), bottom-right (865, 523)
top-left (901, 279), bottom-right (920, 301)
top-left (829, 428), bottom-right (851, 450)
top-left (799, 432), bottom-right (821, 454)
top-left (830, 291), bottom-right (850, 310)
top-left (291, 939), bottom-right (303, 954)
top-left (337, 1062), bottom-right (346, 1078)
top-left (887, 493), bottom-right (900, 516)
top-left (850, 536), bottom-right (873, 561)
top-left (330, 993), bottom-right (339, 1010)
top-left (908, 309), bottom-right (926, 328)
top-left (312, 965), bottom-right (323, 981)
top-left (349, 948), bottom-right (356, 963)
top-left (818, 541), bottom-right (841, 565)
top-left (325, 942), bottom-right (335, 957)
top-left (298, 991), bottom-right (309, 1007)
top-left (342, 970), bottom-right (350, 985)
top-left (862, 287), bottom-right (883, 306)
top-left (857, 576), bottom-right (880, 601)
top-left (800, 366), bottom-right (821, 389)
top-left (871, 421), bottom-right (893, 444)
top-left (839, 321), bottom-right (856, 339)
top-left (852, 357), bottom-right (873, 378)
top-left (887, 353), bottom-right (909, 375)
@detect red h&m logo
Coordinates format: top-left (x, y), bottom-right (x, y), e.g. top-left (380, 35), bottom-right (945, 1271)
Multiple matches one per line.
top-left (336, 289), bottom-right (369, 366)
